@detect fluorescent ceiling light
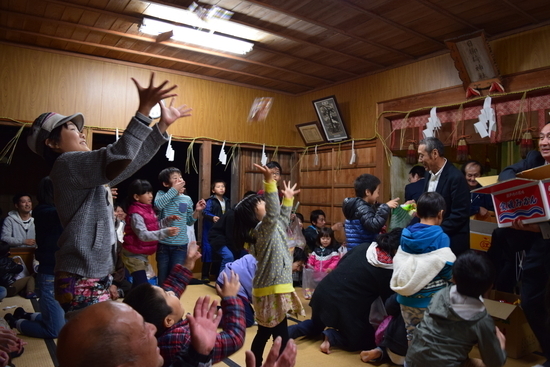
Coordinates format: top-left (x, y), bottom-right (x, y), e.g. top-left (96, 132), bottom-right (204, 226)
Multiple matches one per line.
top-left (143, 3), bottom-right (266, 42)
top-left (140, 18), bottom-right (254, 54)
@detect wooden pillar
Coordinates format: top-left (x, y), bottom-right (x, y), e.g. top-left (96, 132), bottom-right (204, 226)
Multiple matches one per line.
top-left (198, 141), bottom-right (212, 244)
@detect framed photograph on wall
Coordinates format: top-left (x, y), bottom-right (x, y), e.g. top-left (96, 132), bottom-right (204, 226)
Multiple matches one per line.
top-left (296, 121), bottom-right (326, 146)
top-left (312, 95), bottom-right (349, 142)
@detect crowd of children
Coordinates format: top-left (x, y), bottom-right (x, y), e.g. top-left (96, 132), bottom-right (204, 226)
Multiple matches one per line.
top-left (1, 72), bottom-right (548, 367)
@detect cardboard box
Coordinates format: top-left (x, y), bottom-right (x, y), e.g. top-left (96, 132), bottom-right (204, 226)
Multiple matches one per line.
top-left (469, 219), bottom-right (497, 251)
top-left (484, 291), bottom-right (540, 359)
top-left (473, 165), bottom-right (550, 228)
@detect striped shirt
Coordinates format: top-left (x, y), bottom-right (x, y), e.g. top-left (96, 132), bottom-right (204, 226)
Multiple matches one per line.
top-left (154, 188), bottom-right (196, 246)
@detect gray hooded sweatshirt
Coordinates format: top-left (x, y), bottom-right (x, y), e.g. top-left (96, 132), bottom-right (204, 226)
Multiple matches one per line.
top-left (1, 210), bottom-right (35, 247)
top-left (406, 285), bottom-right (506, 367)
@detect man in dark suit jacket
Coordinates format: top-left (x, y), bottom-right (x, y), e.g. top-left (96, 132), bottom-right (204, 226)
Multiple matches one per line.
top-left (417, 137), bottom-right (470, 255)
top-left (404, 165), bottom-right (425, 202)
top-left (488, 123), bottom-right (550, 367)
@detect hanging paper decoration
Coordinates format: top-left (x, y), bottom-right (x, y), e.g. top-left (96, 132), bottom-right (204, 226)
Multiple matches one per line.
top-left (457, 137), bottom-right (469, 163)
top-left (115, 128), bottom-right (119, 142)
top-left (489, 82), bottom-right (505, 94)
top-left (406, 141), bottom-right (417, 165)
top-left (218, 140), bottom-right (227, 165)
top-left (422, 107), bottom-right (441, 138)
top-left (165, 134), bottom-right (175, 161)
top-left (466, 87), bottom-right (481, 99)
top-left (473, 96), bottom-right (496, 138)
top-left (314, 145), bottom-right (319, 166)
top-left (261, 144), bottom-right (268, 166)
top-left (349, 140), bottom-right (356, 164)
top-left (520, 130), bottom-right (534, 159)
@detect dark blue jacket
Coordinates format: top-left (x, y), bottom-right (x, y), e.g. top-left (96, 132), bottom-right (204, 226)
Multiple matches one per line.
top-left (470, 184), bottom-right (494, 216)
top-left (405, 179), bottom-right (425, 202)
top-left (342, 197), bottom-right (390, 249)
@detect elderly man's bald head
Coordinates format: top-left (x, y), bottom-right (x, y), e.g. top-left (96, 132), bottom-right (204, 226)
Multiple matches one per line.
top-left (57, 301), bottom-right (161, 367)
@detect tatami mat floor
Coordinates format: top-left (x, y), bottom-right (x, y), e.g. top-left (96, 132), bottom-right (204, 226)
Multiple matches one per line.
top-left (1, 279), bottom-right (546, 367)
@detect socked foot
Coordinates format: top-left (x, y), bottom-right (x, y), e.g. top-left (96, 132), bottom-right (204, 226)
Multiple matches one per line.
top-left (360, 348), bottom-right (382, 363)
top-left (320, 336), bottom-right (331, 354)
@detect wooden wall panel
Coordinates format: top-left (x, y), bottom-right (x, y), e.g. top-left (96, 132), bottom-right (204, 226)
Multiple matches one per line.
top-left (237, 148), bottom-right (296, 198)
top-left (298, 145), bottom-right (377, 231)
top-left (0, 43), bottom-right (301, 146)
top-left (293, 25), bottom-right (550, 144)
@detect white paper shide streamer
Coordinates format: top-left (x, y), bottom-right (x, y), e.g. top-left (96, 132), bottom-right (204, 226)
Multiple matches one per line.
top-left (422, 107), bottom-right (441, 138)
top-left (349, 140), bottom-right (356, 164)
top-left (115, 128), bottom-right (119, 142)
top-left (474, 96), bottom-right (496, 138)
top-left (165, 134), bottom-right (175, 161)
top-left (261, 144), bottom-right (268, 166)
top-left (314, 145), bottom-right (319, 166)
top-left (218, 140), bottom-right (227, 165)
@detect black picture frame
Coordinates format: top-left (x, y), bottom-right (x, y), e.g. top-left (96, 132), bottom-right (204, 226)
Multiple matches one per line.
top-left (296, 121), bottom-right (327, 146)
top-left (312, 95), bottom-right (349, 142)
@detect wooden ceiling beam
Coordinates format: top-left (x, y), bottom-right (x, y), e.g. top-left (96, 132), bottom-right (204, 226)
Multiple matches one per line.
top-left (45, 0), bottom-right (142, 24)
top-left (500, 0), bottom-right (539, 23)
top-left (337, 0), bottom-right (445, 47)
top-left (0, 25), bottom-right (316, 90)
top-left (2, 9), bottom-right (335, 85)
top-left (145, 0), bottom-right (386, 68)
top-left (242, 0), bottom-right (416, 60)
top-left (40, 0), bottom-right (360, 78)
top-left (413, 0), bottom-right (486, 36)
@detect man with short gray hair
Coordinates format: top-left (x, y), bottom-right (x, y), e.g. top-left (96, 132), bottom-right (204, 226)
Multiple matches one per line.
top-left (417, 137), bottom-right (470, 255)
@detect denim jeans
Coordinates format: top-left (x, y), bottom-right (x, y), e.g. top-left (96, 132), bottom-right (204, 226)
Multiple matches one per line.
top-left (18, 273), bottom-right (66, 338)
top-left (156, 244), bottom-right (187, 286)
top-left (0, 286), bottom-right (6, 302)
top-left (218, 245), bottom-right (235, 274)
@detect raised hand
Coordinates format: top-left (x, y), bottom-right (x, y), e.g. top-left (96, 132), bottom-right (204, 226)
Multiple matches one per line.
top-left (184, 241), bottom-right (202, 270)
top-left (215, 271), bottom-right (240, 298)
top-left (158, 98), bottom-right (193, 134)
top-left (132, 72), bottom-right (178, 117)
top-left (385, 197), bottom-right (400, 209)
top-left (187, 296), bottom-right (222, 356)
top-left (281, 180), bottom-right (300, 200)
top-left (254, 163), bottom-right (273, 183)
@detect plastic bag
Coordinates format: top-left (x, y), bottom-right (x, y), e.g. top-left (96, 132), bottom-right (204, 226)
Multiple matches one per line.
top-left (388, 206), bottom-right (413, 231)
top-left (302, 268), bottom-right (329, 298)
top-left (369, 296), bottom-right (388, 330)
top-left (287, 217), bottom-right (306, 250)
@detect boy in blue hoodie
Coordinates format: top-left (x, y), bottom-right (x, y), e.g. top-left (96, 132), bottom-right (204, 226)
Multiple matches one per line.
top-left (390, 192), bottom-right (455, 342)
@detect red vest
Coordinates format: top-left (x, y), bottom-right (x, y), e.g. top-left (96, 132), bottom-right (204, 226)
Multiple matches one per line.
top-left (123, 202), bottom-right (160, 255)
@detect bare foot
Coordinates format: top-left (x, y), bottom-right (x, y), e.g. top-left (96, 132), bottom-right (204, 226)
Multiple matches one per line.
top-left (360, 348), bottom-right (382, 362)
top-left (320, 336), bottom-right (331, 354)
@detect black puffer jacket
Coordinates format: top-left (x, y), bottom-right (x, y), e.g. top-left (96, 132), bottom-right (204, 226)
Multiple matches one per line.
top-left (342, 197), bottom-right (390, 249)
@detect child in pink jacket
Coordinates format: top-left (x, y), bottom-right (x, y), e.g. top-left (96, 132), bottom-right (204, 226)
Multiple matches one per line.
top-left (304, 227), bottom-right (340, 299)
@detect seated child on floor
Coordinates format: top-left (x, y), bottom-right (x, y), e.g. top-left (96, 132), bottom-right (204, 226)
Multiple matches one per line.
top-left (123, 242), bottom-right (246, 367)
top-left (406, 251), bottom-right (506, 367)
top-left (303, 227), bottom-right (340, 299)
top-left (342, 174), bottom-right (399, 250)
top-left (390, 192), bottom-right (455, 342)
top-left (122, 179), bottom-right (180, 290)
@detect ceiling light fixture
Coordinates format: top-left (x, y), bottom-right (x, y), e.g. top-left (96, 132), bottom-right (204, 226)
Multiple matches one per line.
top-left (140, 17), bottom-right (254, 55)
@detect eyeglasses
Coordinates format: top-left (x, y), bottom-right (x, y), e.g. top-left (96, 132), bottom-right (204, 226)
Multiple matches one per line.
top-left (272, 171), bottom-right (281, 177)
